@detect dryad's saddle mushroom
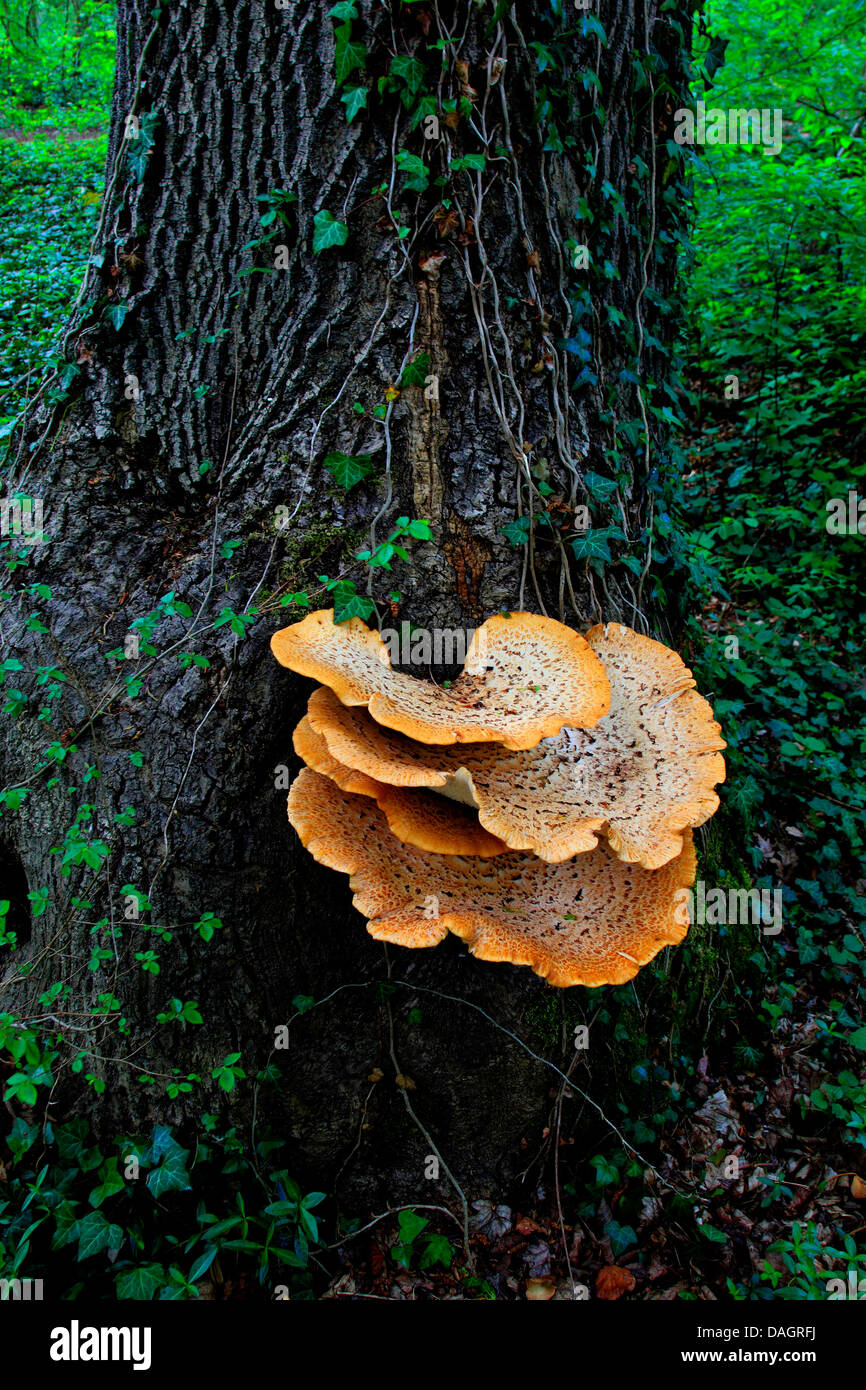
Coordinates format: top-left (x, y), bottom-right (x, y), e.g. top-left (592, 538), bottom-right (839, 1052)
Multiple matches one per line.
top-left (271, 608), bottom-right (610, 750)
top-left (288, 768), bottom-right (696, 989)
top-left (274, 610), bottom-right (724, 988)
top-left (293, 715), bottom-right (508, 859)
top-left (301, 623), bottom-right (725, 870)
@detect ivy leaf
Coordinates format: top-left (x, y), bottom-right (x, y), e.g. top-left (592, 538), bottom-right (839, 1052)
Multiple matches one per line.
top-left (397, 1210), bottom-right (429, 1244)
top-left (389, 54), bottom-right (426, 108)
top-left (418, 1232), bottom-right (454, 1269)
top-left (501, 516), bottom-right (531, 547)
top-left (571, 526), bottom-right (625, 573)
top-left (146, 1147), bottom-right (192, 1199)
top-left (51, 1202), bottom-right (80, 1251)
top-left (331, 582), bottom-right (376, 625)
top-left (76, 1210), bottom-right (111, 1261)
top-left (395, 151), bottom-right (429, 193)
top-left (334, 22), bottom-right (366, 85)
top-left (583, 471), bottom-right (619, 501)
top-left (104, 304), bottom-right (128, 331)
top-left (312, 209), bottom-right (349, 254)
top-left (341, 86), bottom-right (368, 123)
top-left (451, 153), bottom-right (486, 173)
top-left (604, 1219), bottom-right (637, 1256)
top-left (580, 14), bottom-right (608, 44)
top-left (115, 1264), bottom-right (166, 1300)
top-left (126, 111), bottom-right (159, 182)
top-left (323, 451), bottom-right (375, 490)
top-left (327, 1), bottom-right (357, 18)
top-left (400, 352), bottom-right (431, 387)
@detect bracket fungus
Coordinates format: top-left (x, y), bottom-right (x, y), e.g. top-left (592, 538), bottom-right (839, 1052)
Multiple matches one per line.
top-left (287, 768), bottom-right (696, 988)
top-left (293, 714), bottom-right (508, 858)
top-left (302, 623), bottom-right (725, 870)
top-left (275, 612), bottom-right (723, 987)
top-left (270, 608), bottom-right (610, 750)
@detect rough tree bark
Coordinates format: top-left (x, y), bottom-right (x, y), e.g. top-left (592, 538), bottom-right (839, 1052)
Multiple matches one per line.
top-left (1, 0), bottom-right (697, 1209)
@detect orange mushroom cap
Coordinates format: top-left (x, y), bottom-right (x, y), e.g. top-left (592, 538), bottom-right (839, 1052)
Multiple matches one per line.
top-left (293, 715), bottom-right (507, 858)
top-left (287, 768), bottom-right (697, 988)
top-left (304, 622), bottom-right (726, 869)
top-left (271, 608), bottom-right (610, 750)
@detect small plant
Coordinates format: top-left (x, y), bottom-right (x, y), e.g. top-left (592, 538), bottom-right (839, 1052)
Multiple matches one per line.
top-left (389, 1210), bottom-right (455, 1272)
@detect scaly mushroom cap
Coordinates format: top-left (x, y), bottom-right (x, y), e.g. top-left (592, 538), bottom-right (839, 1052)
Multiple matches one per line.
top-left (293, 714), bottom-right (508, 858)
top-left (287, 769), bottom-right (696, 987)
top-left (271, 608), bottom-right (610, 750)
top-left (305, 622), bottom-right (726, 869)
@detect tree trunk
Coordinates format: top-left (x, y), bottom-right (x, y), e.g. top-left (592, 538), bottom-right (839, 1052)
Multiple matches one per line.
top-left (1, 0), bottom-right (696, 1209)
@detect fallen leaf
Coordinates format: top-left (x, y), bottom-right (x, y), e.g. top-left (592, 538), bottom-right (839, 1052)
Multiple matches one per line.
top-left (596, 1265), bottom-right (636, 1300)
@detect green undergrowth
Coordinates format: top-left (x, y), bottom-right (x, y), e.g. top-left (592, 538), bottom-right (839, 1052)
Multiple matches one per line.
top-left (0, 134), bottom-right (105, 424)
top-left (0, 1111), bottom-right (323, 1299)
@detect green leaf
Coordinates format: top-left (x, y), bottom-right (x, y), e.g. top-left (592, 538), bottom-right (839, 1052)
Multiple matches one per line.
top-left (334, 22), bottom-right (366, 86)
top-left (146, 1148), bottom-right (192, 1198)
top-left (51, 1202), bottom-right (81, 1251)
top-left (341, 86), bottom-right (368, 122)
top-left (400, 352), bottom-right (431, 387)
top-left (76, 1210), bottom-right (111, 1261)
top-left (331, 582), bottom-right (376, 625)
top-left (389, 54), bottom-right (426, 107)
top-left (396, 1209), bottom-right (428, 1244)
top-left (700, 1222), bottom-right (729, 1244)
top-left (451, 153), bottom-right (487, 172)
top-left (313, 209), bottom-right (349, 255)
top-left (116, 1264), bottom-right (166, 1300)
top-left (323, 451), bottom-right (375, 490)
top-left (271, 1246), bottom-right (306, 1267)
top-left (396, 152), bottom-right (429, 193)
top-left (591, 1154), bottom-right (620, 1186)
top-left (580, 14), bottom-right (608, 44)
top-left (571, 526), bottom-right (625, 572)
top-left (501, 516), bottom-right (531, 547)
top-left (104, 304), bottom-right (128, 331)
top-left (583, 471), bottom-right (619, 501)
top-left (188, 1247), bottom-right (218, 1283)
top-left (418, 1232), bottom-right (454, 1269)
top-left (847, 1028), bottom-right (866, 1052)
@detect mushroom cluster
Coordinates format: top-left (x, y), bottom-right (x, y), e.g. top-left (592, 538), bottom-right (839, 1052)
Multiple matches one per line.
top-left (272, 610), bottom-right (725, 988)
